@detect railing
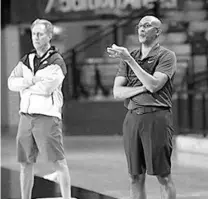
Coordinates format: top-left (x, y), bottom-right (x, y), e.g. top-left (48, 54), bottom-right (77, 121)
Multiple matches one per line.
top-left (60, 1), bottom-right (208, 137)
top-left (70, 59), bottom-right (119, 100)
top-left (68, 58), bottom-right (192, 100)
top-left (62, 1), bottom-right (160, 60)
top-left (62, 1), bottom-right (160, 99)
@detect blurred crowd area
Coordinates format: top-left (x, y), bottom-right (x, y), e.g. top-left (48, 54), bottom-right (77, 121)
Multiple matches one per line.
top-left (1, 0), bottom-right (208, 136)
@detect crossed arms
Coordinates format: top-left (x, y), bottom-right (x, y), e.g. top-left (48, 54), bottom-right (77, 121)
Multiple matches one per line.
top-left (8, 61), bottom-right (65, 96)
top-left (113, 71), bottom-right (168, 100)
top-left (109, 45), bottom-right (175, 100)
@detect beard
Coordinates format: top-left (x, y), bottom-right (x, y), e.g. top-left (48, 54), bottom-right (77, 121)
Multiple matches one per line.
top-left (138, 35), bottom-right (157, 45)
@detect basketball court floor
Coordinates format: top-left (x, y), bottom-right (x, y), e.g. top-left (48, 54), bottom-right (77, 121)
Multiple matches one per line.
top-left (1, 135), bottom-right (208, 199)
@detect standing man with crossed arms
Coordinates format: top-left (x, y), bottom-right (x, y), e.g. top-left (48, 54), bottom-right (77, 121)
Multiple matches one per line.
top-left (107, 16), bottom-right (177, 199)
top-left (8, 19), bottom-right (73, 199)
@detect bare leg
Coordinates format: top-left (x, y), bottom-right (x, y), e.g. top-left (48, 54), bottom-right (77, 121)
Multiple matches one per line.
top-left (20, 163), bottom-right (34, 199)
top-left (53, 159), bottom-right (71, 199)
top-left (130, 174), bottom-right (147, 199)
top-left (157, 174), bottom-right (176, 199)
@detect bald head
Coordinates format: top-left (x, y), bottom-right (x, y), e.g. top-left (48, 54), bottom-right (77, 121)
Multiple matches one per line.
top-left (137, 16), bottom-right (162, 45)
top-left (139, 16), bottom-right (162, 29)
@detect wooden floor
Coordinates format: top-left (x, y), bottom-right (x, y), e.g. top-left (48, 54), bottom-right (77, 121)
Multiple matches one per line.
top-left (1, 135), bottom-right (208, 199)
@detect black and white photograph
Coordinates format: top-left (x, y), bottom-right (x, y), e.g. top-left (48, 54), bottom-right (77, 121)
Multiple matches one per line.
top-left (1, 0), bottom-right (208, 199)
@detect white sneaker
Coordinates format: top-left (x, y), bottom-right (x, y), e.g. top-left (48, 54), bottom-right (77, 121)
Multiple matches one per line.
top-left (43, 172), bottom-right (59, 183)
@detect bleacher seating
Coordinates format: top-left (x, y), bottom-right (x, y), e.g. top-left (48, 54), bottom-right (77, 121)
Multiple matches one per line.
top-left (184, 0), bottom-right (205, 10)
top-left (124, 0), bottom-right (208, 91)
top-left (160, 32), bottom-right (187, 44)
top-left (188, 20), bottom-right (208, 33)
top-left (78, 0), bottom-right (208, 99)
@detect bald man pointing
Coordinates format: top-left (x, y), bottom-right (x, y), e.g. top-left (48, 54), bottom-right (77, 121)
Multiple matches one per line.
top-left (107, 16), bottom-right (177, 199)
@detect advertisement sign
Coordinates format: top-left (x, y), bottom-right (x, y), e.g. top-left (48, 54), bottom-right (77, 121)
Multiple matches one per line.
top-left (11, 0), bottom-right (178, 23)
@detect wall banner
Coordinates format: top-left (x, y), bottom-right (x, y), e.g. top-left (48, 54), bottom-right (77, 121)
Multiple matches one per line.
top-left (11, 0), bottom-right (178, 23)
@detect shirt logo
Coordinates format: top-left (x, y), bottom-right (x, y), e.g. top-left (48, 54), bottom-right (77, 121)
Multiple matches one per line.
top-left (148, 60), bottom-right (154, 64)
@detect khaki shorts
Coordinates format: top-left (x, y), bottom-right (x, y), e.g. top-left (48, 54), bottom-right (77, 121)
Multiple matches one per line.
top-left (16, 113), bottom-right (65, 163)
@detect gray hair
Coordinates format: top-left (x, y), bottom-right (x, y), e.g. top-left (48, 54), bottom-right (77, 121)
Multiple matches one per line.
top-left (31, 19), bottom-right (54, 37)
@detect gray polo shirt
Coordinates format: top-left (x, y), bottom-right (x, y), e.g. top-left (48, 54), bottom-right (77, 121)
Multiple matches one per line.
top-left (116, 44), bottom-right (177, 110)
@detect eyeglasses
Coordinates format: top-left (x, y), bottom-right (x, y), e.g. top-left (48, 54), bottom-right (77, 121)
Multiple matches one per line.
top-left (136, 23), bottom-right (153, 29)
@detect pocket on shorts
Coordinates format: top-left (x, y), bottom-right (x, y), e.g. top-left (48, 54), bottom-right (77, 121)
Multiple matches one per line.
top-left (50, 117), bottom-right (62, 138)
top-left (51, 117), bottom-right (62, 133)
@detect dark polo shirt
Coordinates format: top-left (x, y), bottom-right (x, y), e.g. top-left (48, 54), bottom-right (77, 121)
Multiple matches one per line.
top-left (116, 44), bottom-right (177, 110)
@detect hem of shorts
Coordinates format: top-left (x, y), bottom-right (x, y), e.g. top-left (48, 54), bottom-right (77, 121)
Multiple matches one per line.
top-left (147, 170), bottom-right (171, 176)
top-left (49, 156), bottom-right (65, 162)
top-left (17, 157), bottom-right (65, 163)
top-left (18, 160), bottom-right (37, 164)
top-left (128, 170), bottom-right (146, 175)
top-left (19, 110), bottom-right (62, 120)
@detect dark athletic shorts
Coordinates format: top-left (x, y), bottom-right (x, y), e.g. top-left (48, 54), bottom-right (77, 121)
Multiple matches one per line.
top-left (16, 113), bottom-right (65, 163)
top-left (123, 109), bottom-right (173, 176)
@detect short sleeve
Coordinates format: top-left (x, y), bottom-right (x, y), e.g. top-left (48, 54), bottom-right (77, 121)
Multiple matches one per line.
top-left (155, 51), bottom-right (177, 79)
top-left (116, 60), bottom-right (128, 77)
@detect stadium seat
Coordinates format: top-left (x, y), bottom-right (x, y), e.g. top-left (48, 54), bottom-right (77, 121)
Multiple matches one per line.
top-left (183, 10), bottom-right (208, 21)
top-left (97, 63), bottom-right (118, 86)
top-left (81, 58), bottom-right (119, 94)
top-left (163, 44), bottom-right (191, 56)
top-left (165, 10), bottom-right (185, 22)
top-left (173, 61), bottom-right (189, 89)
top-left (160, 32), bottom-right (187, 44)
top-left (191, 41), bottom-right (207, 55)
top-left (183, 0), bottom-right (205, 10)
top-left (188, 20), bottom-right (208, 33)
top-left (165, 20), bottom-right (188, 32)
top-left (187, 31), bottom-right (207, 42)
top-left (177, 55), bottom-right (191, 63)
top-left (192, 55), bottom-right (208, 73)
top-left (165, 10), bottom-right (207, 22)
